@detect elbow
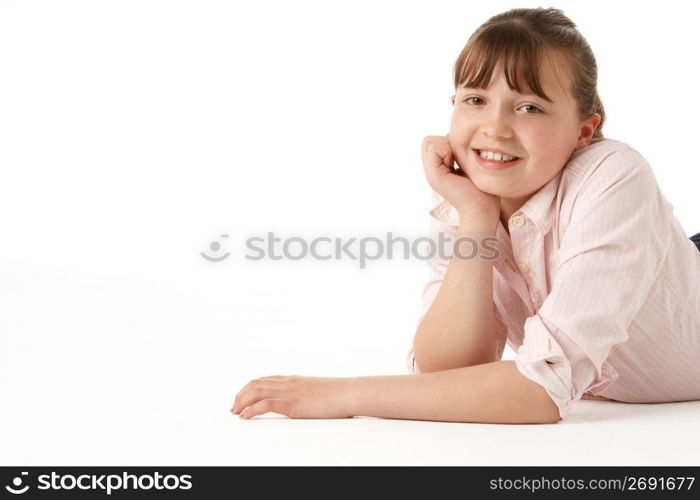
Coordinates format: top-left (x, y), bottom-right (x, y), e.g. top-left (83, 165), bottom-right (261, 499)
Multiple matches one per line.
top-left (516, 366), bottom-right (564, 424)
top-left (412, 336), bottom-right (499, 373)
top-left (413, 351), bottom-right (498, 374)
top-left (411, 350), bottom-right (440, 373)
top-left (543, 409), bottom-right (562, 424)
top-left (411, 339), bottom-right (444, 373)
top-left (413, 358), bottom-right (446, 374)
top-left (515, 398), bottom-right (561, 425)
top-left (523, 402), bottom-right (561, 425)
top-left (412, 350), bottom-right (477, 374)
top-left (538, 393), bottom-right (564, 424)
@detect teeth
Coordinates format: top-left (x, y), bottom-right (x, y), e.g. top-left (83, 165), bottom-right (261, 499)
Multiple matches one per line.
top-left (479, 150), bottom-right (517, 162)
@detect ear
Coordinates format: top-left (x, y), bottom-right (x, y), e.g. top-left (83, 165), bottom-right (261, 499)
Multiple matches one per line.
top-left (575, 113), bottom-right (602, 150)
top-left (451, 95), bottom-right (455, 106)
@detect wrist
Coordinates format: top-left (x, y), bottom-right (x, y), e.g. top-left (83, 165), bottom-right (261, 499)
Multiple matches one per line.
top-left (457, 212), bottom-right (499, 234)
top-left (456, 222), bottom-right (497, 235)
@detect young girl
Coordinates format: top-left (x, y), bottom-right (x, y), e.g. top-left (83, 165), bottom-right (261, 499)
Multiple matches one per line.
top-left (231, 7), bottom-right (700, 423)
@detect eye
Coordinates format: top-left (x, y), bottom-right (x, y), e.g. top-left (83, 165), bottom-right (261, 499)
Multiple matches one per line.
top-left (463, 97), bottom-right (542, 114)
top-left (520, 104), bottom-right (542, 114)
top-left (464, 97), bottom-right (484, 105)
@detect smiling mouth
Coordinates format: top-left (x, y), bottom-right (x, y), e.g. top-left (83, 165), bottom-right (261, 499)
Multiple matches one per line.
top-left (473, 149), bottom-right (521, 160)
top-left (472, 149), bottom-right (522, 169)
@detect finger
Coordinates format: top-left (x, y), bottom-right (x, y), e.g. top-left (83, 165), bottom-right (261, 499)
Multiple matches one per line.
top-left (232, 376), bottom-right (284, 408)
top-left (423, 148), bottom-right (452, 186)
top-left (443, 149), bottom-right (453, 169)
top-left (231, 379), bottom-right (259, 413)
top-left (231, 378), bottom-right (264, 413)
top-left (428, 144), bottom-right (453, 169)
top-left (232, 385), bottom-right (278, 414)
top-left (426, 144), bottom-right (450, 164)
top-left (423, 147), bottom-right (440, 178)
top-left (422, 136), bottom-right (450, 156)
top-left (240, 398), bottom-right (288, 419)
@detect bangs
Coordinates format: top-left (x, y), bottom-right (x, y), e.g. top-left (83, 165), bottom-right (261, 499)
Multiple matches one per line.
top-left (454, 24), bottom-right (569, 103)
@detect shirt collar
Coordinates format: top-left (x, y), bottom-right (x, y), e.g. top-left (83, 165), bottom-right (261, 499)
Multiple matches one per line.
top-left (514, 169), bottom-right (562, 235)
top-left (515, 142), bottom-right (604, 234)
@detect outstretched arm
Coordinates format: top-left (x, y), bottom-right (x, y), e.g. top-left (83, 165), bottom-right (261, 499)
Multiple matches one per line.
top-left (231, 360), bottom-right (561, 424)
top-left (348, 360), bottom-right (560, 424)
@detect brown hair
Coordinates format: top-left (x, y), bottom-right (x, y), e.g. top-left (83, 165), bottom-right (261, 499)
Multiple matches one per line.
top-left (453, 7), bottom-right (605, 138)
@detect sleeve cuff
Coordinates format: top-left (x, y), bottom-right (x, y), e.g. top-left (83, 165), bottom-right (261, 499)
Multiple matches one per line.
top-left (513, 314), bottom-right (576, 420)
top-left (513, 313), bottom-right (620, 421)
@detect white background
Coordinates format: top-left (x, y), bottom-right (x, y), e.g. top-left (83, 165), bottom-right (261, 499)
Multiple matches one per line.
top-left (0, 0), bottom-right (698, 465)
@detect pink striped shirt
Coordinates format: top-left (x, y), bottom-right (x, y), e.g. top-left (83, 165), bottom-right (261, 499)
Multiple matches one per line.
top-left (407, 137), bottom-right (700, 420)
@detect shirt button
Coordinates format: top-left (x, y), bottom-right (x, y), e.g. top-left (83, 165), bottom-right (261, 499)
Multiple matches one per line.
top-left (518, 262), bottom-right (530, 273)
top-left (512, 215), bottom-right (525, 227)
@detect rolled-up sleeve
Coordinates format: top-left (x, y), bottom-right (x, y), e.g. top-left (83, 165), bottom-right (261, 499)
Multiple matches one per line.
top-left (514, 147), bottom-right (669, 420)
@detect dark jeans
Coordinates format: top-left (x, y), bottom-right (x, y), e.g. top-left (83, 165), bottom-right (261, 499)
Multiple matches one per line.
top-left (692, 233), bottom-right (700, 251)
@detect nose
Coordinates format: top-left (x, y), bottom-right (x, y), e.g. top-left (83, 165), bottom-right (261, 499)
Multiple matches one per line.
top-left (481, 104), bottom-right (514, 139)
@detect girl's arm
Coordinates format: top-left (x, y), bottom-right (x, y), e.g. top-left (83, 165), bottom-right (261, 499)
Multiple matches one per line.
top-left (232, 361), bottom-right (562, 424)
top-left (414, 135), bottom-right (504, 373)
top-left (412, 224), bottom-right (502, 373)
top-left (348, 360), bottom-right (561, 424)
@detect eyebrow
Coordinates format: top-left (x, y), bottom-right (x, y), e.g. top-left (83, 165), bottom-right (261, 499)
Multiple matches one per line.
top-left (459, 85), bottom-right (555, 103)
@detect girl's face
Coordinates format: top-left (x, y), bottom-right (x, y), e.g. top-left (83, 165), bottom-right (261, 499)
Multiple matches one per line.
top-left (449, 53), bottom-right (601, 209)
